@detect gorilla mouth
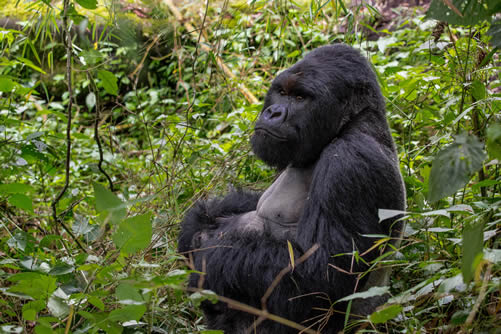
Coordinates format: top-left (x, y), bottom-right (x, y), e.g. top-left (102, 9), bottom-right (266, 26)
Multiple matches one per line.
top-left (254, 127), bottom-right (287, 141)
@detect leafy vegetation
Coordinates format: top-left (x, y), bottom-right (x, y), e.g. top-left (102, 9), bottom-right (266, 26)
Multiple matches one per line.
top-left (0, 0), bottom-right (500, 333)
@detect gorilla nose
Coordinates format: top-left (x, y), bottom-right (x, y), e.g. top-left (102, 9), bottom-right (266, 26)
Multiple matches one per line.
top-left (262, 105), bottom-right (287, 124)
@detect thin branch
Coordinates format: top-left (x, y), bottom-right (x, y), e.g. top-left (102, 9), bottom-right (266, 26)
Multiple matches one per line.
top-left (50, 0), bottom-right (86, 253)
top-left (241, 244), bottom-right (320, 333)
top-left (260, 243), bottom-right (320, 310)
top-left (89, 73), bottom-right (114, 191)
top-left (186, 287), bottom-right (319, 334)
top-left (461, 262), bottom-right (493, 332)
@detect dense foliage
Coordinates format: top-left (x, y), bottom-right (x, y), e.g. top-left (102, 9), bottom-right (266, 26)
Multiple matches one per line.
top-left (0, 0), bottom-right (499, 333)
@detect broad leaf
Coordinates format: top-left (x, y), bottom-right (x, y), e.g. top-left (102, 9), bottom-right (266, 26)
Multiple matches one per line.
top-left (112, 213), bottom-right (152, 254)
top-left (338, 286), bottom-right (390, 302)
top-left (97, 70), bottom-right (118, 96)
top-left (108, 305), bottom-right (146, 322)
top-left (76, 0), bottom-right (97, 10)
top-left (486, 123), bottom-right (501, 160)
top-left (470, 80), bottom-right (486, 100)
top-left (428, 133), bottom-right (486, 202)
top-left (370, 304), bottom-right (403, 324)
top-left (8, 273), bottom-right (57, 300)
top-left (116, 283), bottom-right (144, 303)
top-left (88, 296), bottom-right (105, 311)
top-left (8, 194), bottom-right (34, 213)
top-left (378, 209), bottom-right (407, 222)
top-left (86, 92), bottom-right (96, 110)
top-left (48, 263), bottom-right (75, 276)
top-left (487, 20), bottom-right (501, 48)
top-left (0, 77), bottom-right (15, 92)
top-left (93, 182), bottom-right (126, 225)
top-left (0, 183), bottom-right (34, 194)
top-left (462, 221), bottom-right (484, 283)
top-left (426, 0), bottom-right (498, 26)
top-left (22, 300), bottom-right (45, 321)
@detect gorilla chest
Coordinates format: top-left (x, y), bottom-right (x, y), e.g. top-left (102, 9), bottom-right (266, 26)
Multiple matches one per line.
top-left (237, 167), bottom-right (313, 239)
top-left (258, 166), bottom-right (313, 223)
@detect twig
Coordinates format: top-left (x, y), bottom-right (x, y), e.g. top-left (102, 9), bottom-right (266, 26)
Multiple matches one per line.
top-left (50, 0), bottom-right (87, 253)
top-left (242, 244), bottom-right (320, 334)
top-left (130, 34), bottom-right (160, 78)
top-left (186, 287), bottom-right (319, 334)
top-left (461, 262), bottom-right (493, 332)
top-left (89, 73), bottom-right (114, 191)
top-left (64, 306), bottom-right (74, 334)
top-left (261, 243), bottom-right (320, 310)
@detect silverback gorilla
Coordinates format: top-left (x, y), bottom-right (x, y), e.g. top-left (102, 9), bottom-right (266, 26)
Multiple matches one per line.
top-left (178, 44), bottom-right (406, 333)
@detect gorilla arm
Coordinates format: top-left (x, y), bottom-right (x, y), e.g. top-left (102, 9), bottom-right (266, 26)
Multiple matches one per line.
top-left (177, 190), bottom-right (261, 254)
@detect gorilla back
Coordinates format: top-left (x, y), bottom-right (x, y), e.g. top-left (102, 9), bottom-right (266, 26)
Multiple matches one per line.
top-left (178, 44), bottom-right (405, 333)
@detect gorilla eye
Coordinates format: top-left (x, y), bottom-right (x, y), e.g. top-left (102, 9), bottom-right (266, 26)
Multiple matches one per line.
top-left (296, 95), bottom-right (304, 101)
top-left (279, 89), bottom-right (286, 96)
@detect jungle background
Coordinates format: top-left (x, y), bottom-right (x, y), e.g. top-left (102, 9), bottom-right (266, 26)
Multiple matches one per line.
top-left (0, 0), bottom-right (500, 333)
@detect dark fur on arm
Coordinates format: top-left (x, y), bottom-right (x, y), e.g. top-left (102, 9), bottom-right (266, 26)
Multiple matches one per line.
top-left (178, 190), bottom-right (261, 253)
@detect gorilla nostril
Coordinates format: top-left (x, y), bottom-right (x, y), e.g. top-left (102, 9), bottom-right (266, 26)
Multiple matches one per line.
top-left (270, 110), bottom-right (282, 119)
top-left (263, 105), bottom-right (287, 123)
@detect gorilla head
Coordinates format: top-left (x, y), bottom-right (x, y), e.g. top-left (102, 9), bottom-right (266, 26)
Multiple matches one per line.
top-left (251, 44), bottom-right (385, 169)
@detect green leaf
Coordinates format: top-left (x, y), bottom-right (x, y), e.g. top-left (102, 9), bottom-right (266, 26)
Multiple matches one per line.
top-left (7, 231), bottom-right (36, 252)
top-left (428, 133), bottom-right (486, 202)
top-left (86, 92), bottom-right (96, 110)
top-left (22, 300), bottom-right (45, 321)
top-left (426, 0), bottom-right (497, 26)
top-left (16, 57), bottom-right (47, 74)
top-left (470, 80), bottom-right (486, 100)
top-left (338, 286), bottom-right (390, 302)
top-left (369, 304), bottom-right (403, 324)
top-left (486, 123), bottom-right (501, 160)
top-left (438, 274), bottom-right (465, 293)
top-left (115, 283), bottom-right (144, 303)
top-left (108, 305), bottom-right (146, 322)
top-left (0, 77), bottom-right (15, 92)
top-left (189, 290), bottom-right (218, 307)
top-left (0, 182), bottom-right (34, 194)
top-left (40, 235), bottom-right (62, 248)
top-left (93, 182), bottom-right (126, 225)
top-left (98, 70), bottom-right (118, 96)
top-left (34, 325), bottom-right (54, 334)
top-left (8, 194), bottom-right (34, 213)
top-left (112, 213), bottom-right (152, 254)
top-left (66, 4), bottom-right (85, 25)
top-left (88, 296), bottom-right (105, 311)
top-left (47, 295), bottom-right (70, 318)
top-left (80, 49), bottom-right (103, 65)
top-left (487, 20), bottom-right (501, 48)
top-left (8, 273), bottom-right (57, 300)
top-left (48, 263), bottom-right (75, 276)
top-left (462, 221), bottom-right (484, 283)
top-left (76, 0), bottom-right (97, 9)
top-left (484, 248), bottom-right (501, 263)
top-left (378, 209), bottom-right (406, 222)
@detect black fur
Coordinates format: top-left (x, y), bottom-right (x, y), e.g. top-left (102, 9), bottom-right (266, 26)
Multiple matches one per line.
top-left (178, 44), bottom-right (406, 333)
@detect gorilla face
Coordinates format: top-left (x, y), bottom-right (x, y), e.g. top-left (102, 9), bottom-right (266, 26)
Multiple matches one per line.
top-left (251, 44), bottom-right (383, 169)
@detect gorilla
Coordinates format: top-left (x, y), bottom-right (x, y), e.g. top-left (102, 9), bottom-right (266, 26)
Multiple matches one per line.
top-left (178, 44), bottom-right (405, 333)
